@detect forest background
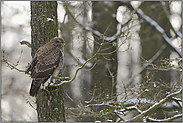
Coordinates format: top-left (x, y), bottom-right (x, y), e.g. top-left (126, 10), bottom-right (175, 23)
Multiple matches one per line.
top-left (1, 1), bottom-right (182, 122)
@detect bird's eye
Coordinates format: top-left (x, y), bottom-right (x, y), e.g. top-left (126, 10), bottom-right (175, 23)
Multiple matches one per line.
top-left (56, 40), bottom-right (60, 43)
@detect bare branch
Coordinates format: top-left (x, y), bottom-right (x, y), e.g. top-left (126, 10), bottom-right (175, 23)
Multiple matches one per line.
top-left (20, 39), bottom-right (31, 48)
top-left (147, 113), bottom-right (182, 122)
top-left (2, 59), bottom-right (26, 73)
top-left (125, 89), bottom-right (182, 122)
top-left (135, 7), bottom-right (182, 57)
top-left (50, 38), bottom-right (104, 87)
top-left (63, 2), bottom-right (122, 42)
top-left (119, 1), bottom-right (182, 56)
top-left (126, 44), bottom-right (167, 86)
top-left (160, 1), bottom-right (182, 39)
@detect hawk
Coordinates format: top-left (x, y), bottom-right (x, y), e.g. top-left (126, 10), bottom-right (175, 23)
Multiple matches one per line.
top-left (25, 37), bottom-right (65, 97)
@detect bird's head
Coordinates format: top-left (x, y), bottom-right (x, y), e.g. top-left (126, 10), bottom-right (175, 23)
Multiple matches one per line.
top-left (51, 37), bottom-right (65, 47)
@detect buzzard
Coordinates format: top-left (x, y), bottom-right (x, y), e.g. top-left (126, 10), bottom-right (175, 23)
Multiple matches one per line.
top-left (25, 37), bottom-right (65, 97)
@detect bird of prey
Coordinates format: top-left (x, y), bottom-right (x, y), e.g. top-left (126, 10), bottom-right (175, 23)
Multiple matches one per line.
top-left (25, 37), bottom-right (65, 97)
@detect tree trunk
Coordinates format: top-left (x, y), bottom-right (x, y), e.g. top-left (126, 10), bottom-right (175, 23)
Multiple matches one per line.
top-left (31, 1), bottom-right (65, 122)
top-left (139, 1), bottom-right (171, 119)
top-left (91, 1), bottom-right (121, 122)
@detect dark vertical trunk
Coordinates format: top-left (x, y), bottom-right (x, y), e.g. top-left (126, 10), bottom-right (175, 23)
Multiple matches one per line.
top-left (61, 2), bottom-right (92, 121)
top-left (139, 1), bottom-right (171, 119)
top-left (31, 1), bottom-right (65, 122)
top-left (91, 1), bottom-right (121, 122)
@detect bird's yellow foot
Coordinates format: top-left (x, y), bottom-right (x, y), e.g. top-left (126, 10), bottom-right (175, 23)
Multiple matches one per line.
top-left (51, 76), bottom-right (56, 83)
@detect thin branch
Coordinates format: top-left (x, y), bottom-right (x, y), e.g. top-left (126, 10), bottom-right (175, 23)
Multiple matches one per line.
top-left (147, 113), bottom-right (182, 122)
top-left (19, 39), bottom-right (31, 48)
top-left (83, 62), bottom-right (98, 71)
top-left (98, 35), bottom-right (128, 55)
top-left (125, 89), bottom-right (182, 122)
top-left (126, 44), bottom-right (167, 86)
top-left (115, 112), bottom-right (125, 122)
top-left (171, 97), bottom-right (182, 109)
top-left (120, 1), bottom-right (182, 56)
top-left (50, 38), bottom-right (104, 87)
top-left (68, 102), bottom-right (121, 111)
top-left (135, 7), bottom-right (182, 57)
top-left (2, 59), bottom-right (26, 73)
top-left (51, 76), bottom-right (70, 81)
top-left (119, 2), bottom-right (143, 27)
top-left (63, 2), bottom-right (122, 42)
top-left (84, 86), bottom-right (96, 104)
top-left (27, 101), bottom-right (36, 110)
top-left (160, 1), bottom-right (182, 39)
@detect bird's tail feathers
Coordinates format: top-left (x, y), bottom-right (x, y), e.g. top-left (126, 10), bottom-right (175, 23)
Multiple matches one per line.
top-left (29, 75), bottom-right (51, 97)
top-left (29, 79), bottom-right (42, 97)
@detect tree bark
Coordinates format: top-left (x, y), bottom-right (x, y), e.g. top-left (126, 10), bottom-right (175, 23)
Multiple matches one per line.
top-left (91, 1), bottom-right (121, 122)
top-left (31, 1), bottom-right (65, 122)
top-left (139, 1), bottom-right (172, 119)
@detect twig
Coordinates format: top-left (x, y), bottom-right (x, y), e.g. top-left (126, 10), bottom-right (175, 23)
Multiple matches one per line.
top-left (120, 1), bottom-right (182, 56)
top-left (147, 113), bottom-right (182, 122)
top-left (63, 2), bottom-right (123, 42)
top-left (84, 85), bottom-right (96, 104)
top-left (160, 1), bottom-right (182, 39)
top-left (135, 7), bottom-right (182, 57)
top-left (125, 89), bottom-right (182, 122)
top-left (119, 1), bottom-right (143, 27)
top-left (83, 62), bottom-right (98, 71)
top-left (50, 37), bottom-right (104, 87)
top-left (114, 112), bottom-right (124, 122)
top-left (98, 35), bottom-right (128, 55)
top-left (126, 44), bottom-right (167, 87)
top-left (171, 97), bottom-right (182, 109)
top-left (2, 59), bottom-right (25, 73)
top-left (19, 39), bottom-right (31, 48)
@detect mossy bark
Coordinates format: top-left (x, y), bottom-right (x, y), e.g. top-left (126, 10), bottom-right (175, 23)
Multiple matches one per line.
top-left (30, 1), bottom-right (65, 122)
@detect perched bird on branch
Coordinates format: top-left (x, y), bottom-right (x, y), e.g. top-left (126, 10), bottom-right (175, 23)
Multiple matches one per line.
top-left (25, 37), bottom-right (65, 97)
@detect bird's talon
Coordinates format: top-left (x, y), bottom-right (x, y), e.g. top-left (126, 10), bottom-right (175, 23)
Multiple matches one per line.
top-left (51, 77), bottom-right (56, 83)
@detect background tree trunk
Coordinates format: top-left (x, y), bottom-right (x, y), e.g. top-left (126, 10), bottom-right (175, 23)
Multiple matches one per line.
top-left (139, 1), bottom-right (172, 119)
top-left (91, 1), bottom-right (121, 122)
top-left (60, 2), bottom-right (77, 108)
top-left (31, 1), bottom-right (65, 122)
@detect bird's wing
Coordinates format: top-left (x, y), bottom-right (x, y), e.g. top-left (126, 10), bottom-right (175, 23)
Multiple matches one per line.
top-left (25, 55), bottom-right (37, 74)
top-left (30, 46), bottom-right (63, 79)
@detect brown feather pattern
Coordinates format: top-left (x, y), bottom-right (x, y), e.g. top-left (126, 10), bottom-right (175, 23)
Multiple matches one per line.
top-left (25, 37), bottom-right (65, 97)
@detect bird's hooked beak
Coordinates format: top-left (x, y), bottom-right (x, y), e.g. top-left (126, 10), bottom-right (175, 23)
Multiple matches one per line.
top-left (62, 43), bottom-right (65, 47)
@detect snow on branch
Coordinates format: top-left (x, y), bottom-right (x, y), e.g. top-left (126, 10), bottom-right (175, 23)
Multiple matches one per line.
top-left (134, 7), bottom-right (182, 57)
top-left (147, 113), bottom-right (182, 122)
top-left (78, 58), bottom-right (92, 67)
top-left (160, 1), bottom-right (182, 39)
top-left (64, 2), bottom-right (122, 42)
top-left (20, 39), bottom-right (31, 48)
top-left (125, 89), bottom-right (182, 122)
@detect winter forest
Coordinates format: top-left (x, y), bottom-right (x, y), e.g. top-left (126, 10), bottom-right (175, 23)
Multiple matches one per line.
top-left (1, 1), bottom-right (182, 122)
